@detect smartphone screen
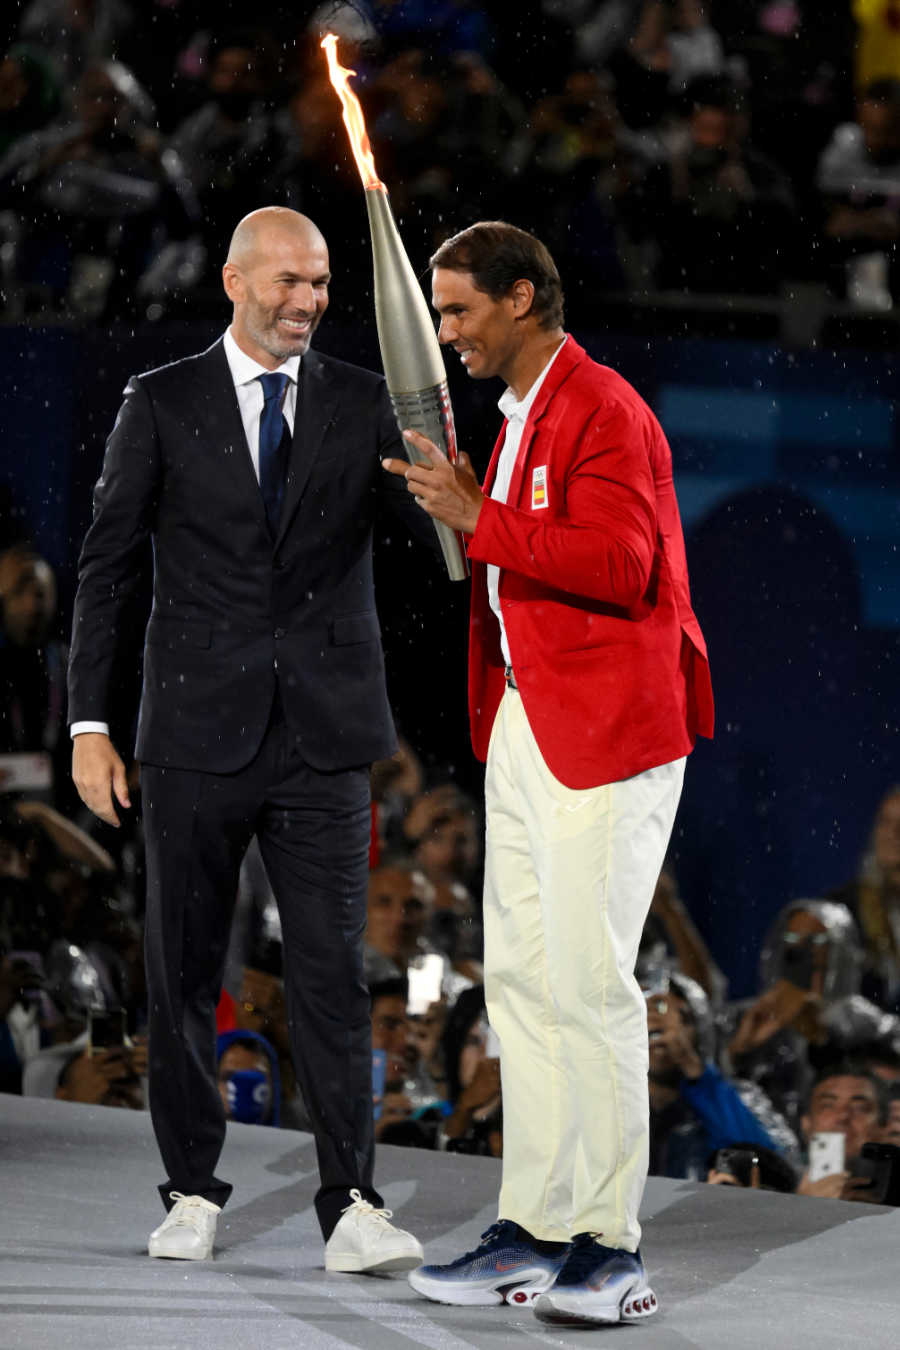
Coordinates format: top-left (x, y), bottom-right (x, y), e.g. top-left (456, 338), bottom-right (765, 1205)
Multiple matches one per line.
top-left (407, 953), bottom-right (444, 1017)
top-left (87, 1007), bottom-right (127, 1056)
top-left (808, 1131), bottom-right (845, 1181)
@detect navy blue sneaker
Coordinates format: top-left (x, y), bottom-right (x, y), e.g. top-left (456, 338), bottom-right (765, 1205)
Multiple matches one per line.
top-left (534, 1233), bottom-right (658, 1325)
top-left (408, 1220), bottom-right (569, 1307)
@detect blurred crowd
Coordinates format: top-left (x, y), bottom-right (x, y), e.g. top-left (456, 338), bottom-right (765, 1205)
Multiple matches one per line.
top-left (3, 534), bottom-right (900, 1206)
top-left (3, 2), bottom-right (900, 320)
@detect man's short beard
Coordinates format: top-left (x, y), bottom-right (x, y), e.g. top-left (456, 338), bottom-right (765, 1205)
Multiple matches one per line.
top-left (248, 314), bottom-right (314, 360)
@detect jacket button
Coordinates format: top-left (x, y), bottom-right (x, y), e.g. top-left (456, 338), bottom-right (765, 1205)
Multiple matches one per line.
top-left (274, 628), bottom-right (286, 640)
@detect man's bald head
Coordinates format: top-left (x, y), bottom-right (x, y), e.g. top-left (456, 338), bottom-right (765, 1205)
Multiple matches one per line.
top-left (222, 207), bottom-right (331, 368)
top-left (226, 207), bottom-right (326, 271)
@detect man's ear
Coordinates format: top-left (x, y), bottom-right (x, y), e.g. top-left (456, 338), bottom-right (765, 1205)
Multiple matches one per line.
top-left (222, 263), bottom-right (244, 305)
top-left (510, 278), bottom-right (535, 318)
top-left (800, 1112), bottom-right (811, 1142)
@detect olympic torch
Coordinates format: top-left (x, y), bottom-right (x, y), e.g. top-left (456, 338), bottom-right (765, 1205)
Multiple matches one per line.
top-left (322, 34), bottom-right (468, 581)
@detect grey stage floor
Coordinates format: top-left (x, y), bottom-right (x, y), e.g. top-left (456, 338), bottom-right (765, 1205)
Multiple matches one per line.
top-left (2, 1095), bottom-right (898, 1350)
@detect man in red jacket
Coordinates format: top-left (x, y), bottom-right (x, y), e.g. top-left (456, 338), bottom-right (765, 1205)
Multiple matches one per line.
top-left (384, 221), bottom-right (713, 1327)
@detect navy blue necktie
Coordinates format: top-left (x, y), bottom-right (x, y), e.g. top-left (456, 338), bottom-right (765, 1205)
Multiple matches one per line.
top-left (258, 371), bottom-right (291, 534)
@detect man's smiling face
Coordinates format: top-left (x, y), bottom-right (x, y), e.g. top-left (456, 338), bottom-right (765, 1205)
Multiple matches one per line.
top-left (431, 266), bottom-right (522, 385)
top-left (226, 223), bottom-right (330, 368)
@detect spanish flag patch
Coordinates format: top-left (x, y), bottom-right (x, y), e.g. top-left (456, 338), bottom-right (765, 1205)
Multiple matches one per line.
top-left (531, 465), bottom-right (548, 510)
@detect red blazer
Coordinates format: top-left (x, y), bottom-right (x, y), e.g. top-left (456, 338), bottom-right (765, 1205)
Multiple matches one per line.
top-left (467, 335), bottom-right (714, 790)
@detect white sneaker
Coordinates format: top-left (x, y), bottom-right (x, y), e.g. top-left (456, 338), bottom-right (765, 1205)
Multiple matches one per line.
top-left (148, 1192), bottom-right (221, 1260)
top-left (324, 1189), bottom-right (424, 1273)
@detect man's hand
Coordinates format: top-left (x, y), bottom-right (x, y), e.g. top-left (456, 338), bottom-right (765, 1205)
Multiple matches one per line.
top-left (56, 1048), bottom-right (131, 1105)
top-left (72, 732), bottom-right (130, 827)
top-left (797, 1169), bottom-right (850, 1199)
top-left (383, 430), bottom-right (484, 535)
top-left (728, 980), bottom-right (815, 1059)
top-left (374, 1091), bottom-right (413, 1139)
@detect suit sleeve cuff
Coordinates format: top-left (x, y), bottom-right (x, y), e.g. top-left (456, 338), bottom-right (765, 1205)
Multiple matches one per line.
top-left (70, 722), bottom-right (110, 737)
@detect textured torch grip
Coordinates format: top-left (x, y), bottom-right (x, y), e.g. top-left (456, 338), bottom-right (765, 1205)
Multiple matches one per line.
top-left (390, 384), bottom-right (469, 581)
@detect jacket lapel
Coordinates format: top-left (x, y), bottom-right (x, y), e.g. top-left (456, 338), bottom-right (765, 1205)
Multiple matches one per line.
top-left (274, 349), bottom-right (338, 549)
top-left (195, 339), bottom-right (270, 536)
top-left (505, 334), bottom-right (582, 508)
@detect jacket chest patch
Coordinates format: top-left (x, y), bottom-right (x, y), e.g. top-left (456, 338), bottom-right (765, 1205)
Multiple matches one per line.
top-left (531, 465), bottom-right (548, 510)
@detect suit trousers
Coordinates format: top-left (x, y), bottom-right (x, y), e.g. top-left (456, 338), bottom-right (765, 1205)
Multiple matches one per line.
top-left (482, 686), bottom-right (685, 1250)
top-left (140, 695), bottom-right (380, 1238)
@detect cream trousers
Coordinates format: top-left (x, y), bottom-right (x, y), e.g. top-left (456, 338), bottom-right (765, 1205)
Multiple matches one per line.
top-left (483, 687), bottom-right (685, 1250)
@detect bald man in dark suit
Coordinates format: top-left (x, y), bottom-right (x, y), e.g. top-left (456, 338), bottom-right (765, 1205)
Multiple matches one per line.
top-left (69, 207), bottom-right (427, 1274)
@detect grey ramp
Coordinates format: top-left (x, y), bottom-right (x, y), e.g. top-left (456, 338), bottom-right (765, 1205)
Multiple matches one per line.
top-left (2, 1095), bottom-right (898, 1350)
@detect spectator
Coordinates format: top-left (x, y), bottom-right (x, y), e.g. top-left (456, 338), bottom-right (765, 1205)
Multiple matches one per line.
top-left (403, 784), bottom-right (481, 890)
top-left (0, 43), bottom-right (61, 158)
top-left (368, 49), bottom-right (460, 261)
top-left (18, 0), bottom-right (135, 88)
top-left (363, 857), bottom-right (434, 984)
top-left (232, 957), bottom-right (308, 1131)
top-left (168, 29), bottom-right (278, 298)
top-left (370, 975), bottom-right (418, 1139)
top-left (796, 1060), bottom-right (887, 1198)
top-left (647, 972), bottom-right (797, 1180)
top-left (521, 68), bottom-right (649, 293)
top-left (644, 866), bottom-right (728, 1005)
top-left (267, 67), bottom-right (364, 237)
top-left (0, 546), bottom-right (64, 795)
top-left (0, 802), bottom-right (63, 969)
top-left (817, 80), bottom-right (900, 308)
top-left (23, 1026), bottom-right (147, 1109)
top-left (612, 0), bottom-right (724, 126)
top-left (437, 984), bottom-right (502, 1156)
top-left (0, 942), bottom-right (52, 1093)
top-left (370, 739), bottom-right (424, 857)
top-left (217, 1029), bottom-right (280, 1127)
top-left (830, 785), bottom-right (900, 1010)
top-left (55, 1037), bottom-right (145, 1109)
top-left (0, 61), bottom-right (196, 317)
top-left (631, 74), bottom-right (797, 294)
top-left (725, 898), bottom-right (898, 1133)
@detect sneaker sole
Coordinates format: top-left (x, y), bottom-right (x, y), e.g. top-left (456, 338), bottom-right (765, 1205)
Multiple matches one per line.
top-left (409, 1267), bottom-right (557, 1307)
top-left (326, 1250), bottom-right (423, 1274)
top-left (148, 1243), bottom-right (214, 1261)
top-left (534, 1281), bottom-right (658, 1326)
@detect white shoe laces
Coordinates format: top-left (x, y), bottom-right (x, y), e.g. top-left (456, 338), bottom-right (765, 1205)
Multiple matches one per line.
top-left (164, 1192), bottom-right (217, 1227)
top-left (341, 1188), bottom-right (394, 1227)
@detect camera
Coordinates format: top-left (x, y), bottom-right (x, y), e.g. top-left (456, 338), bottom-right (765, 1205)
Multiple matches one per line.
top-left (849, 1142), bottom-right (900, 1206)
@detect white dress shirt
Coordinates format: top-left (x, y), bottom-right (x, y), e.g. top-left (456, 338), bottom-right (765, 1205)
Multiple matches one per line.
top-left (487, 341), bottom-right (565, 669)
top-left (72, 329), bottom-right (301, 738)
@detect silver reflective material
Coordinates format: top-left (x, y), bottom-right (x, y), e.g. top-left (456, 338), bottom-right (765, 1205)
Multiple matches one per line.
top-left (365, 188), bottom-right (469, 581)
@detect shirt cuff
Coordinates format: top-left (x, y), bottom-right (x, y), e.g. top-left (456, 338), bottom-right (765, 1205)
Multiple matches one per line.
top-left (70, 722), bottom-right (110, 738)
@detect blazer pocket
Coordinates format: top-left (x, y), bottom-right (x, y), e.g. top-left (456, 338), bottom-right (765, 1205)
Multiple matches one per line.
top-left (331, 612), bottom-right (380, 645)
top-left (146, 616), bottom-right (212, 650)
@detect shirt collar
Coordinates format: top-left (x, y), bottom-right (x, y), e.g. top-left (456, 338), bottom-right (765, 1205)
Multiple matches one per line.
top-left (497, 338), bottom-right (566, 423)
top-left (223, 327), bottom-right (301, 388)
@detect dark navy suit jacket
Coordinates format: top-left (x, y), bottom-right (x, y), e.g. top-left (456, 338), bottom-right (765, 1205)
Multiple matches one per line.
top-left (68, 337), bottom-right (434, 773)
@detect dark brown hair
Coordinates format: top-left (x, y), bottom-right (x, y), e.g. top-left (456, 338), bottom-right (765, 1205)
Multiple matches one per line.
top-left (430, 221), bottom-right (564, 331)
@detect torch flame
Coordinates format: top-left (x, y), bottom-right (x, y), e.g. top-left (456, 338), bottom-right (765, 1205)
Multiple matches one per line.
top-left (321, 33), bottom-right (386, 192)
